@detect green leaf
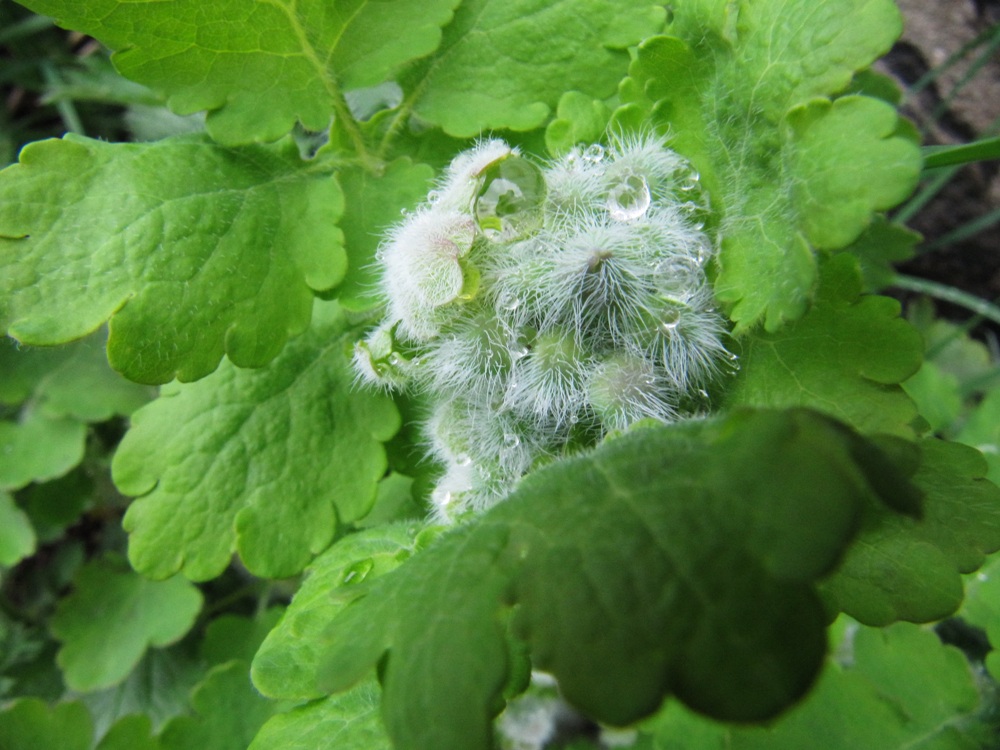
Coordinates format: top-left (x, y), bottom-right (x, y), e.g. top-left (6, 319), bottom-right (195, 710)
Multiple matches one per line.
top-left (95, 715), bottom-right (158, 750)
top-left (337, 159), bottom-right (435, 312)
top-left (902, 362), bottom-right (962, 434)
top-left (823, 440), bottom-right (1000, 625)
top-left (616, 0), bottom-right (920, 331)
top-left (201, 609), bottom-right (285, 668)
top-left (249, 681), bottom-right (390, 750)
top-left (159, 661), bottom-right (277, 750)
top-left (17, 0), bottom-right (462, 144)
top-left (115, 301), bottom-right (400, 581)
top-left (405, 0), bottom-right (666, 136)
top-left (0, 492), bottom-right (35, 567)
top-left (957, 388), bottom-right (1000, 485)
top-left (725, 255), bottom-right (922, 437)
top-left (0, 699), bottom-right (92, 750)
top-left (0, 410), bottom-right (86, 491)
top-left (844, 217), bottom-right (920, 292)
top-left (0, 134), bottom-right (344, 384)
top-left (959, 554), bottom-right (1000, 681)
top-left (0, 334), bottom-right (153, 421)
top-left (20, 471), bottom-right (93, 544)
top-left (81, 646), bottom-right (204, 738)
top-left (316, 409), bottom-right (918, 749)
top-left (50, 557), bottom-right (203, 692)
top-left (544, 91), bottom-right (612, 156)
top-left (252, 524), bottom-right (419, 700)
top-left (644, 621), bottom-right (982, 749)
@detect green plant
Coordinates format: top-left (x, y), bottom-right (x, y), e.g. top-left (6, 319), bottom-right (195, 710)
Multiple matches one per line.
top-left (2, 1), bottom-right (1000, 749)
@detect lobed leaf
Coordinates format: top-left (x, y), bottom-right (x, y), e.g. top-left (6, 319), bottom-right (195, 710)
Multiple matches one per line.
top-left (0, 134), bottom-right (344, 384)
top-left (252, 524), bottom-right (419, 701)
top-left (114, 300), bottom-right (400, 581)
top-left (403, 0), bottom-right (665, 136)
top-left (0, 410), bottom-right (86, 491)
top-left (50, 556), bottom-right (203, 692)
top-left (314, 409), bottom-right (919, 750)
top-left (724, 255), bottom-right (922, 437)
top-left (0, 699), bottom-right (92, 750)
top-left (159, 661), bottom-right (277, 750)
top-left (616, 0), bottom-right (920, 331)
top-left (643, 621), bottom-right (983, 749)
top-left (823, 440), bottom-right (1000, 625)
top-left (0, 492), bottom-right (36, 567)
top-left (249, 681), bottom-right (390, 750)
top-left (0, 334), bottom-right (154, 421)
top-left (17, 0), bottom-right (462, 144)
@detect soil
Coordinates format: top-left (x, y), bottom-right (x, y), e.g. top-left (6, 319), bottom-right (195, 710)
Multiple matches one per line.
top-left (882, 0), bottom-right (1000, 306)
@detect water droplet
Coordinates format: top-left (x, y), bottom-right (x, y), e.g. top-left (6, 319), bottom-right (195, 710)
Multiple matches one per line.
top-left (388, 353), bottom-right (404, 366)
top-left (582, 144), bottom-right (605, 163)
top-left (680, 171), bottom-right (701, 191)
top-left (341, 558), bottom-right (374, 586)
top-left (427, 189), bottom-right (441, 203)
top-left (607, 173), bottom-right (651, 221)
top-left (474, 155), bottom-right (546, 238)
top-left (431, 488), bottom-right (453, 507)
top-left (510, 344), bottom-right (529, 360)
top-left (654, 257), bottom-right (703, 298)
top-left (503, 433), bottom-right (521, 448)
top-left (456, 453), bottom-right (473, 467)
top-left (569, 414), bottom-right (580, 424)
top-left (400, 207), bottom-right (409, 215)
top-left (659, 308), bottom-right (681, 332)
top-left (697, 388), bottom-right (710, 399)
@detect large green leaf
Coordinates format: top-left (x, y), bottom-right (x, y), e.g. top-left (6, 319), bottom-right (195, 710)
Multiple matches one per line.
top-left (643, 621), bottom-right (983, 749)
top-left (50, 557), bottom-right (203, 692)
top-left (403, 0), bottom-right (665, 136)
top-left (114, 300), bottom-right (400, 581)
top-left (16, 0), bottom-right (462, 144)
top-left (724, 255), bottom-right (922, 437)
top-left (0, 134), bottom-right (344, 384)
top-left (616, 0), bottom-right (920, 331)
top-left (314, 409), bottom-right (918, 750)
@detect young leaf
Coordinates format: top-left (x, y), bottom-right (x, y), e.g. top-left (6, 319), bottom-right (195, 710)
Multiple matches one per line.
top-left (249, 681), bottom-right (390, 750)
top-left (15, 0), bottom-right (462, 144)
top-left (403, 0), bottom-right (666, 136)
top-left (822, 440), bottom-right (1000, 625)
top-left (616, 0), bottom-right (920, 331)
top-left (724, 255), bottom-right (922, 437)
top-left (643, 621), bottom-right (983, 749)
top-left (315, 409), bottom-right (919, 750)
top-left (114, 300), bottom-right (400, 581)
top-left (50, 557), bottom-right (203, 692)
top-left (252, 524), bottom-right (419, 701)
top-left (0, 492), bottom-right (35, 567)
top-left (0, 134), bottom-right (344, 384)
top-left (0, 699), bottom-right (92, 750)
top-left (159, 661), bottom-right (278, 750)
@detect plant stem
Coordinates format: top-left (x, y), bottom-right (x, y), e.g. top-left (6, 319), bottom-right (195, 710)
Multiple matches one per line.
top-left (891, 274), bottom-right (1000, 327)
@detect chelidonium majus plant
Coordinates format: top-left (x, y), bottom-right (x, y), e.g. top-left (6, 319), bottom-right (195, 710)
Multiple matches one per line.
top-left (354, 134), bottom-right (736, 521)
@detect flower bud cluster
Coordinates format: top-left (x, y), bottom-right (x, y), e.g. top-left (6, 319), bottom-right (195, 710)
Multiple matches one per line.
top-left (354, 134), bottom-right (734, 522)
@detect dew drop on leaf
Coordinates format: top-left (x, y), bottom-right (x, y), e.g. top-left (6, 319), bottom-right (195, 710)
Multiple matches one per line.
top-left (341, 558), bottom-right (374, 586)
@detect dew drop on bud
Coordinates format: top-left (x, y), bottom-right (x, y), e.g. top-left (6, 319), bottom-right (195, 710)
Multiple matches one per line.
top-left (697, 388), bottom-right (710, 399)
top-left (456, 453), bottom-right (472, 466)
top-left (582, 144), bottom-right (605, 163)
top-left (503, 433), bottom-right (521, 448)
top-left (607, 173), bottom-right (651, 221)
top-left (659, 308), bottom-right (681, 333)
top-left (680, 171), bottom-right (701, 191)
